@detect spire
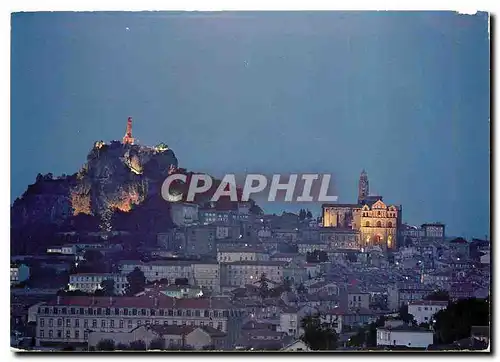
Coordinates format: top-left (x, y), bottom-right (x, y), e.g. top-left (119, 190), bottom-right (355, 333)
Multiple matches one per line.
top-left (358, 169), bottom-right (369, 204)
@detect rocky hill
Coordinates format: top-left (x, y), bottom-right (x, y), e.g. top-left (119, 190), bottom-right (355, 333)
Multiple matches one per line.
top-left (12, 141), bottom-right (178, 229)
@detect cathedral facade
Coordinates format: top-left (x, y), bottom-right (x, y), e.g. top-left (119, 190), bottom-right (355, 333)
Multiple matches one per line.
top-left (322, 170), bottom-right (401, 250)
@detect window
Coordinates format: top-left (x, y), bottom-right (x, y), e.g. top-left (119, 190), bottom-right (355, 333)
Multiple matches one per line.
top-left (159, 309), bottom-right (164, 316)
top-left (128, 320), bottom-right (133, 328)
top-left (40, 319), bottom-right (45, 327)
top-left (173, 321), bottom-right (177, 326)
top-left (57, 330), bottom-right (62, 338)
top-left (75, 319), bottom-right (79, 327)
top-left (376, 221), bottom-right (382, 227)
top-left (101, 319), bottom-right (106, 328)
top-left (365, 221), bottom-right (370, 227)
top-left (49, 330), bottom-right (53, 338)
top-left (132, 309), bottom-right (137, 315)
top-left (124, 309), bottom-right (129, 316)
top-left (75, 330), bottom-right (80, 339)
top-left (195, 310), bottom-right (200, 317)
top-left (110, 320), bottom-right (115, 328)
top-left (186, 310), bottom-right (191, 317)
top-left (84, 319), bottom-right (88, 328)
top-left (141, 309), bottom-right (147, 316)
top-left (66, 330), bottom-right (71, 338)
top-left (177, 310), bottom-right (182, 317)
top-left (217, 322), bottom-right (223, 330)
top-left (84, 330), bottom-right (89, 340)
top-left (119, 320), bottom-right (124, 328)
top-left (70, 308), bottom-right (75, 315)
top-left (92, 319), bottom-right (97, 328)
top-left (137, 320), bottom-right (142, 326)
top-left (57, 318), bottom-right (62, 327)
top-left (79, 308), bottom-right (84, 315)
top-left (40, 330), bottom-right (44, 338)
top-left (66, 319), bottom-right (71, 327)
top-left (115, 308), bottom-right (120, 315)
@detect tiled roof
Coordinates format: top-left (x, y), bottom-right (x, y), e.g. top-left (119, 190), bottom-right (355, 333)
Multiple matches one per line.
top-left (44, 295), bottom-right (235, 310)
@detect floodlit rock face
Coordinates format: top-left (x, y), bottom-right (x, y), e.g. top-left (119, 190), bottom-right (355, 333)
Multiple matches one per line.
top-left (11, 141), bottom-right (178, 229)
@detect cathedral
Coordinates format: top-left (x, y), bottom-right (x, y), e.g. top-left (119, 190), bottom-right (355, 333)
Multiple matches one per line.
top-left (322, 170), bottom-right (402, 250)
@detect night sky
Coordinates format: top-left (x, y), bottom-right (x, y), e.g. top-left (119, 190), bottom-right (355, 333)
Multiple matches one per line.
top-left (11, 11), bottom-right (490, 238)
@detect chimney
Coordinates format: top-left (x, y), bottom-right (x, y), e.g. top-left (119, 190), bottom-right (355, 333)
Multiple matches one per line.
top-left (154, 297), bottom-right (158, 307)
top-left (57, 296), bottom-right (61, 305)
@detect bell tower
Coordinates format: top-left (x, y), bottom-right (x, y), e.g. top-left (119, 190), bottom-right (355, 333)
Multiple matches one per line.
top-left (358, 169), bottom-right (369, 204)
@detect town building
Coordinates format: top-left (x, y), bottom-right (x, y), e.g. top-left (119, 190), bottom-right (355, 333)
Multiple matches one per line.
top-left (118, 260), bottom-right (195, 284)
top-left (88, 324), bottom-right (228, 350)
top-left (34, 295), bottom-right (245, 348)
top-left (376, 325), bottom-right (434, 349)
top-left (217, 246), bottom-right (269, 263)
top-left (220, 261), bottom-right (286, 287)
top-left (319, 228), bottom-right (361, 250)
top-left (322, 170), bottom-right (401, 250)
top-left (297, 241), bottom-right (327, 254)
top-left (408, 300), bottom-right (448, 325)
top-left (68, 273), bottom-right (128, 295)
top-left (421, 223), bottom-right (446, 242)
top-left (170, 202), bottom-right (199, 227)
top-left (192, 262), bottom-right (220, 293)
top-left (11, 264), bottom-right (30, 286)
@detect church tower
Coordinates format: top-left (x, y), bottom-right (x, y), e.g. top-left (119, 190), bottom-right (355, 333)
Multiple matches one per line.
top-left (358, 169), bottom-right (369, 204)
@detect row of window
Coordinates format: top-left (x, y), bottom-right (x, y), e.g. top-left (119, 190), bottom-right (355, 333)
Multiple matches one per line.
top-left (39, 307), bottom-right (230, 318)
top-left (71, 283), bottom-right (127, 289)
top-left (39, 318), bottom-right (224, 331)
top-left (39, 329), bottom-right (87, 339)
top-left (364, 221), bottom-right (394, 228)
top-left (70, 276), bottom-right (127, 282)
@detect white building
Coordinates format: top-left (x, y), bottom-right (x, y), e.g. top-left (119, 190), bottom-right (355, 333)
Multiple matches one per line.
top-left (192, 263), bottom-right (220, 293)
top-left (278, 307), bottom-right (300, 338)
top-left (170, 202), bottom-right (199, 227)
top-left (376, 326), bottom-right (434, 349)
top-left (297, 242), bottom-right (327, 254)
top-left (217, 246), bottom-right (269, 263)
top-left (11, 263), bottom-right (30, 285)
top-left (119, 260), bottom-right (195, 284)
top-left (34, 295), bottom-right (244, 348)
top-left (281, 340), bottom-right (310, 351)
top-left (68, 273), bottom-right (129, 295)
top-left (408, 300), bottom-right (448, 325)
top-left (47, 245), bottom-right (77, 255)
top-left (221, 261), bottom-right (286, 287)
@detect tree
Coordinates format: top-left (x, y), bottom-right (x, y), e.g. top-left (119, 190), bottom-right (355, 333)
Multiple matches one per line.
top-left (299, 209), bottom-right (306, 221)
top-left (116, 343), bottom-right (129, 350)
top-left (283, 277), bottom-right (292, 292)
top-left (126, 267), bottom-right (146, 296)
top-left (433, 297), bottom-right (489, 344)
top-left (175, 278), bottom-right (189, 286)
top-left (300, 314), bottom-right (338, 350)
top-left (297, 283), bottom-right (307, 295)
top-left (83, 249), bottom-right (103, 264)
top-left (148, 338), bottom-right (166, 350)
top-left (100, 279), bottom-right (115, 296)
top-left (129, 340), bottom-right (147, 351)
top-left (424, 290), bottom-right (450, 301)
top-left (306, 210), bottom-right (313, 219)
top-left (258, 273), bottom-right (269, 299)
top-left (96, 339), bottom-right (115, 351)
top-left (398, 304), bottom-right (416, 325)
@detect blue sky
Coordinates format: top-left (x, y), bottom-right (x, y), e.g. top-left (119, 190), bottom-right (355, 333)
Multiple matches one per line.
top-left (11, 11), bottom-right (490, 238)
